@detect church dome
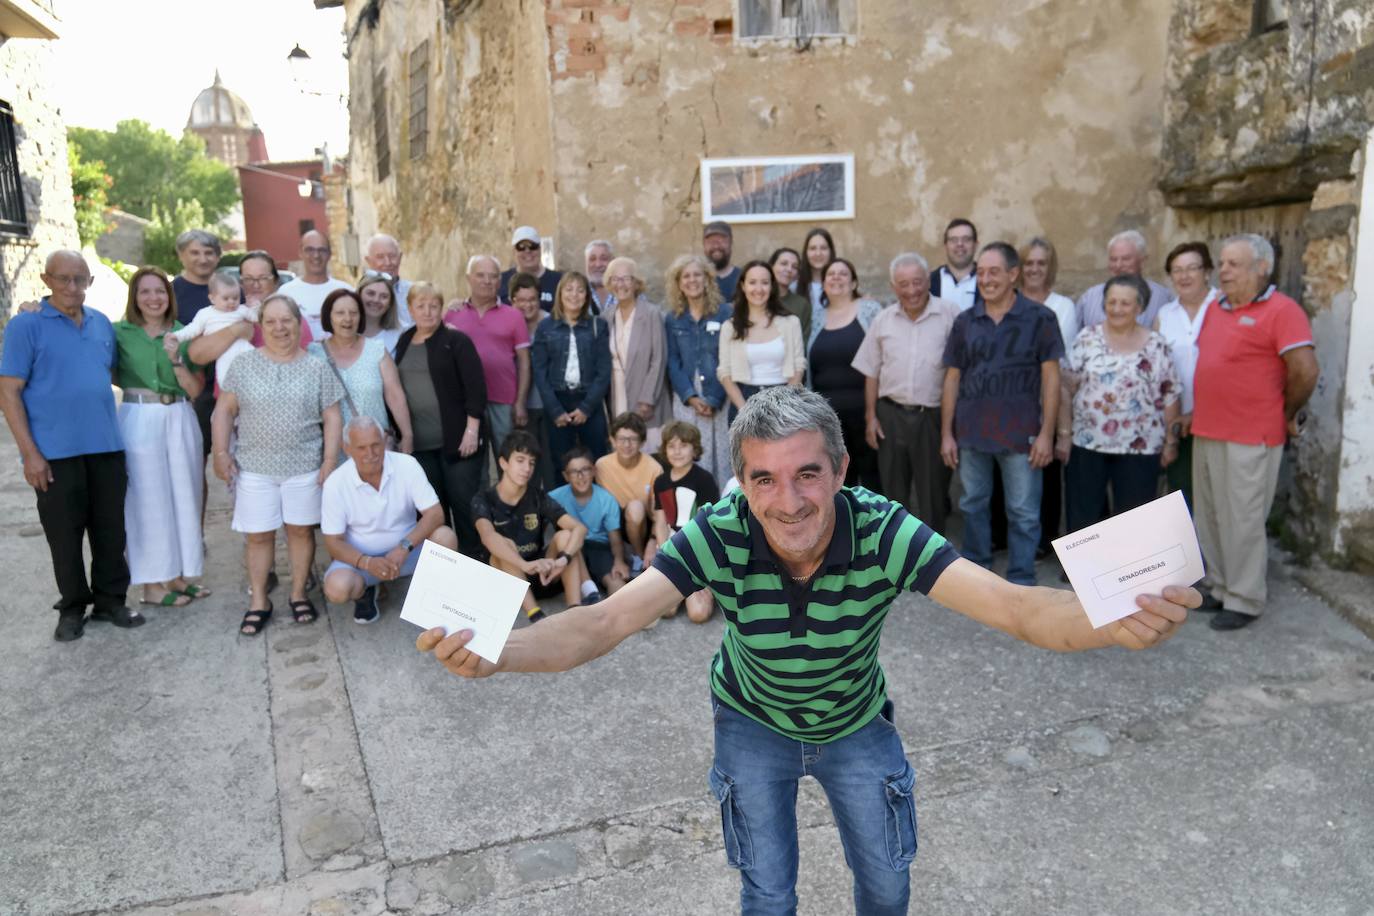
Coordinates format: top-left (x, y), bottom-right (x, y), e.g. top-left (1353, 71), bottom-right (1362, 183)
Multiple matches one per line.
top-left (187, 70), bottom-right (256, 130)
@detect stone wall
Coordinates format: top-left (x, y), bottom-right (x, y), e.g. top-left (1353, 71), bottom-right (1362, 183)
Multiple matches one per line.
top-left (1159, 0), bottom-right (1374, 569)
top-left (0, 33), bottom-right (77, 336)
top-left (94, 208), bottom-right (147, 266)
top-left (342, 0), bottom-right (1175, 301)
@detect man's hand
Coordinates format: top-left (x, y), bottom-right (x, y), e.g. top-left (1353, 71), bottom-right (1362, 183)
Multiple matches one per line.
top-left (1161, 442), bottom-right (1178, 468)
top-left (1106, 585), bottom-right (1197, 650)
top-left (16, 299), bottom-right (39, 314)
top-left (864, 414), bottom-right (884, 451)
top-left (940, 434), bottom-right (959, 469)
top-left (22, 451), bottom-right (53, 492)
top-left (1176, 413), bottom-right (1192, 439)
top-left (513, 404), bottom-right (528, 428)
top-left (1029, 432), bottom-right (1053, 469)
top-left (541, 554), bottom-right (569, 586)
top-left (417, 627), bottom-right (500, 679)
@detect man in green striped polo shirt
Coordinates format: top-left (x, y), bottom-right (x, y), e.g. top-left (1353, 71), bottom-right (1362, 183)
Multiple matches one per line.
top-left (419, 386), bottom-right (1198, 914)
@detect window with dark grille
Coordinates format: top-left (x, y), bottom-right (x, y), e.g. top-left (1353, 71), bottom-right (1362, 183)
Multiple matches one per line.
top-left (738, 0), bottom-right (852, 40)
top-left (373, 69), bottom-right (391, 181)
top-left (0, 99), bottom-right (29, 236)
top-left (409, 40), bottom-right (429, 160)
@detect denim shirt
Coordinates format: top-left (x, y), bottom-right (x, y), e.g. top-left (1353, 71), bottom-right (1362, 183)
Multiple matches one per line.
top-left (531, 315), bottom-right (611, 417)
top-left (665, 302), bottom-right (732, 409)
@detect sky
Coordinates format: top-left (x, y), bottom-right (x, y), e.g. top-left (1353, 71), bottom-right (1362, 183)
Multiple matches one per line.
top-left (51, 0), bottom-right (350, 162)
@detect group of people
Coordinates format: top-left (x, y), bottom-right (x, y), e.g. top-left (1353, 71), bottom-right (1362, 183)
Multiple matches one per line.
top-left (1, 212), bottom-right (1315, 642)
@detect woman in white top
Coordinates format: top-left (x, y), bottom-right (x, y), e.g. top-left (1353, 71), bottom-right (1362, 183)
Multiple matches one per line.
top-left (718, 260), bottom-right (805, 422)
top-left (797, 227), bottom-right (836, 312)
top-left (1019, 236), bottom-right (1079, 552)
top-left (358, 274), bottom-right (403, 355)
top-left (1153, 240), bottom-right (1218, 508)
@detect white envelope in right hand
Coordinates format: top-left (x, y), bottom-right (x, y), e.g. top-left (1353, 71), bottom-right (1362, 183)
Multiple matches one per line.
top-left (1052, 490), bottom-right (1205, 629)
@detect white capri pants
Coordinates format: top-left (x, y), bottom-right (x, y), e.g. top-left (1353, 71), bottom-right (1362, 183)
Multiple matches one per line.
top-left (118, 400), bottom-right (205, 584)
top-left (231, 470), bottom-right (323, 533)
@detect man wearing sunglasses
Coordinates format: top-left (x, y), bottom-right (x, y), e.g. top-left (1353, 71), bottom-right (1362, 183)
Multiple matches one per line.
top-left (497, 226), bottom-right (562, 312)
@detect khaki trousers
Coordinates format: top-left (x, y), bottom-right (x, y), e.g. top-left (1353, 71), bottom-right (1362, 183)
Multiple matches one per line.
top-left (1191, 436), bottom-right (1284, 616)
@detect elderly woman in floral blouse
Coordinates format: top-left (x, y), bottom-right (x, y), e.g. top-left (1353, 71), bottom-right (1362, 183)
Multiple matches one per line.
top-left (1056, 274), bottom-right (1180, 532)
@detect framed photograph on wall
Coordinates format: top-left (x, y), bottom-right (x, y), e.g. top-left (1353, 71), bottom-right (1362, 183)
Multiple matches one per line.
top-left (700, 154), bottom-right (855, 224)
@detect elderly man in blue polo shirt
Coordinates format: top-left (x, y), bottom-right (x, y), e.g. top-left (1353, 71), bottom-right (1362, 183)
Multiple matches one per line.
top-left (417, 386), bottom-right (1197, 914)
top-left (940, 242), bottom-right (1064, 586)
top-left (0, 250), bottom-right (139, 642)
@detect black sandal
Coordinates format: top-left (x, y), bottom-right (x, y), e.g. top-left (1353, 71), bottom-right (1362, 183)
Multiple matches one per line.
top-left (289, 597), bottom-right (318, 624)
top-left (241, 601), bottom-right (272, 636)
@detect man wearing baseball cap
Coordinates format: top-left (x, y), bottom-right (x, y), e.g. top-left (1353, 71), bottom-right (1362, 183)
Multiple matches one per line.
top-left (498, 226), bottom-right (564, 311)
top-left (704, 220), bottom-right (742, 301)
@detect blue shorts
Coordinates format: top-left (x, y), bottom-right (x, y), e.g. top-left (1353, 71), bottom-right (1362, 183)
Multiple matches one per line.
top-left (326, 544), bottom-right (422, 588)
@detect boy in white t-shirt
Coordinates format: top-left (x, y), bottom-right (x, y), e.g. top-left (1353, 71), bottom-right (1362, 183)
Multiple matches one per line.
top-left (172, 270), bottom-right (257, 378)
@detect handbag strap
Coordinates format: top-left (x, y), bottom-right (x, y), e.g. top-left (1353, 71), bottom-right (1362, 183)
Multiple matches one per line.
top-left (321, 341), bottom-right (360, 418)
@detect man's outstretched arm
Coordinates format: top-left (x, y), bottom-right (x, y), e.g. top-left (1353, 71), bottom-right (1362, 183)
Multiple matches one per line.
top-left (927, 557), bottom-right (1197, 652)
top-left (417, 566), bottom-right (685, 678)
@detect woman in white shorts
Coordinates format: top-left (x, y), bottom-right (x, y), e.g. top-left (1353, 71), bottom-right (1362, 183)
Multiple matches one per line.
top-left (211, 295), bottom-right (344, 635)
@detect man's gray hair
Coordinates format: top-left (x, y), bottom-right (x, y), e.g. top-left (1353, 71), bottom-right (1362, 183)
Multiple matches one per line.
top-left (889, 252), bottom-right (929, 280)
top-left (466, 254), bottom-right (500, 274)
top-left (175, 229), bottom-right (222, 256)
top-left (1222, 233), bottom-right (1275, 273)
top-left (1107, 229), bottom-right (1147, 257)
top-left (344, 413), bottom-right (385, 444)
top-left (730, 386), bottom-right (845, 480)
top-left (365, 232), bottom-right (400, 253)
top-left (584, 239), bottom-right (613, 257)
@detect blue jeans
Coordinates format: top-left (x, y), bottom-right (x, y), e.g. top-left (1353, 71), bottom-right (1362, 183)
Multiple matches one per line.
top-left (709, 697), bottom-right (917, 915)
top-left (958, 448), bottom-right (1042, 585)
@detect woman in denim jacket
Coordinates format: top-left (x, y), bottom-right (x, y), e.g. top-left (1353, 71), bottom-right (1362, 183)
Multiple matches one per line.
top-left (663, 254), bottom-right (733, 484)
top-left (531, 271), bottom-right (612, 462)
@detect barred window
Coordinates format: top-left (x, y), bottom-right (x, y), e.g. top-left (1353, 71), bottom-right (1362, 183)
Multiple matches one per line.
top-left (738, 0), bottom-right (854, 40)
top-left (0, 100), bottom-right (29, 236)
top-left (409, 40), bottom-right (429, 160)
top-left (373, 69), bottom-right (391, 181)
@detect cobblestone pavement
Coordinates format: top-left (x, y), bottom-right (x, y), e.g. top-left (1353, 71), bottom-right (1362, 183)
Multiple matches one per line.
top-left (1, 424), bottom-right (1372, 916)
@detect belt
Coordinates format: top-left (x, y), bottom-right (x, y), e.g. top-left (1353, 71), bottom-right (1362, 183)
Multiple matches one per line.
top-left (880, 397), bottom-right (936, 413)
top-left (124, 391), bottom-right (186, 405)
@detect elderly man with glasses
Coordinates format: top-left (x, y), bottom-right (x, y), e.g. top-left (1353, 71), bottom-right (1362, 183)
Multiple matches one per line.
top-left (498, 226), bottom-right (562, 311)
top-left (362, 232), bottom-right (414, 328)
top-left (0, 250), bottom-right (138, 642)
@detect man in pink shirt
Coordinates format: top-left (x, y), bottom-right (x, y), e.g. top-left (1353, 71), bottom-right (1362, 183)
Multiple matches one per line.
top-left (1191, 234), bottom-right (1318, 631)
top-left (445, 254), bottom-right (531, 472)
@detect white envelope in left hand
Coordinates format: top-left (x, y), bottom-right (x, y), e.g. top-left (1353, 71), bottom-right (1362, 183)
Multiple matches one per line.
top-left (400, 539), bottom-right (529, 663)
top-left (1052, 490), bottom-right (1205, 629)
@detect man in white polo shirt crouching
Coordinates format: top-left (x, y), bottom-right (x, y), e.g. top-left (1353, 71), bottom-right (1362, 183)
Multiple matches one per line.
top-left (322, 415), bottom-right (458, 624)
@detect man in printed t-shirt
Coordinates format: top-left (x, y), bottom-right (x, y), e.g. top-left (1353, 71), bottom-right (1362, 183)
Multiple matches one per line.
top-left (418, 386), bottom-right (1198, 913)
top-left (940, 241), bottom-right (1064, 586)
top-left (472, 430), bottom-right (588, 623)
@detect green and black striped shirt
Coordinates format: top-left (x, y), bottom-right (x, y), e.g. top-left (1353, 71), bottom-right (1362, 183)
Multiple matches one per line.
top-left (652, 486), bottom-right (958, 743)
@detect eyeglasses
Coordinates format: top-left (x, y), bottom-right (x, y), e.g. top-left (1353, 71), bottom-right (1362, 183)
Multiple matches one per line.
top-left (303, 246), bottom-right (331, 257)
top-left (1169, 265), bottom-right (1206, 275)
top-left (613, 435), bottom-right (642, 445)
top-left (241, 275), bottom-right (275, 286)
top-left (514, 242), bottom-right (540, 253)
top-left (565, 467), bottom-right (594, 477)
top-left (47, 274), bottom-right (93, 288)
top-left (607, 275), bottom-right (635, 284)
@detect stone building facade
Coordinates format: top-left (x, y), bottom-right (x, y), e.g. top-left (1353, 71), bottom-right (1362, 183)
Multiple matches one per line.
top-left (322, 0), bottom-right (1175, 299)
top-left (0, 0), bottom-right (76, 335)
top-left (1160, 0), bottom-right (1374, 569)
top-left (324, 0), bottom-right (1374, 567)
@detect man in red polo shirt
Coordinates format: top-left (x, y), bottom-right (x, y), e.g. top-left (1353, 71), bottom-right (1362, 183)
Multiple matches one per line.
top-left (1191, 234), bottom-right (1318, 631)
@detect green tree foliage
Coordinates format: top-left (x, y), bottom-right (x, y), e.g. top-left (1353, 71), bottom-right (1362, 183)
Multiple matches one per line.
top-left (68, 140), bottom-right (110, 247)
top-left (143, 199), bottom-right (211, 274)
top-left (68, 120), bottom-right (240, 224)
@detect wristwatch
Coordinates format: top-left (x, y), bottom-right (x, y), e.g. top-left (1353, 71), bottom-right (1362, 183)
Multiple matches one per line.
top-left (400, 537), bottom-right (415, 552)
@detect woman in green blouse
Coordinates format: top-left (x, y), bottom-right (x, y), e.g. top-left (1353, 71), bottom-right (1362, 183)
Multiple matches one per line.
top-left (114, 266), bottom-right (209, 607)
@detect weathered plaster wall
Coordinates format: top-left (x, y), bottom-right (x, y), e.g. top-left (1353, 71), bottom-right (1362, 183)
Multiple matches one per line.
top-left (344, 0), bottom-right (546, 299)
top-left (1335, 133), bottom-right (1374, 568)
top-left (542, 0), bottom-right (1173, 299)
top-left (0, 33), bottom-right (77, 335)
